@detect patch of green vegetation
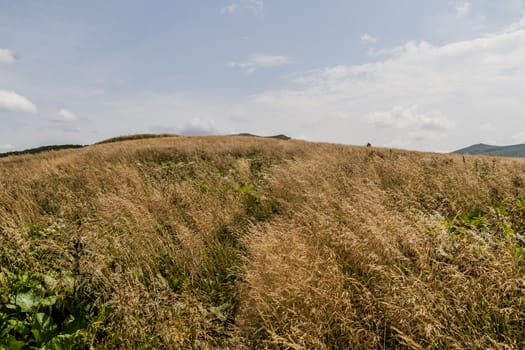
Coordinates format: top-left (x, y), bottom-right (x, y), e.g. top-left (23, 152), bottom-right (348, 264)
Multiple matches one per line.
top-left (496, 196), bottom-right (525, 236)
top-left (235, 182), bottom-right (274, 220)
top-left (499, 221), bottom-right (515, 236)
top-left (0, 269), bottom-right (96, 350)
top-left (28, 221), bottom-right (65, 240)
top-left (235, 182), bottom-right (253, 196)
top-left (447, 199), bottom-right (525, 267)
top-left (494, 202), bottom-right (509, 217)
top-left (515, 247), bottom-right (525, 264)
top-left (157, 255), bottom-right (186, 294)
top-left (444, 209), bottom-right (490, 245)
top-left (195, 180), bottom-right (209, 193)
top-left (216, 168), bottom-right (227, 177)
top-left (517, 195), bottom-right (525, 211)
top-left (458, 209), bottom-right (488, 230)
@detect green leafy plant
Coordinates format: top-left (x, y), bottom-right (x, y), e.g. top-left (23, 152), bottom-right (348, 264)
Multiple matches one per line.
top-left (0, 269), bottom-right (92, 350)
top-left (458, 209), bottom-right (488, 230)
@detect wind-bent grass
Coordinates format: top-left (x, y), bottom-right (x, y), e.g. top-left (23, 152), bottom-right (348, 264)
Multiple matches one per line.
top-left (1, 136), bottom-right (524, 348)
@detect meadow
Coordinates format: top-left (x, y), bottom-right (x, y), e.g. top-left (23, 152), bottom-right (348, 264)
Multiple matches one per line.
top-left (1, 135), bottom-right (524, 349)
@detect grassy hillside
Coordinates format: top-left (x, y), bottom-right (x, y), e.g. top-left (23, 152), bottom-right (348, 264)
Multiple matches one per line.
top-left (454, 143), bottom-right (525, 157)
top-left (1, 136), bottom-right (525, 349)
top-left (0, 144), bottom-right (84, 158)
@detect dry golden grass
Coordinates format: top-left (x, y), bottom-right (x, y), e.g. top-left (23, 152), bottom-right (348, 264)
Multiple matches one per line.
top-left (1, 135), bottom-right (525, 349)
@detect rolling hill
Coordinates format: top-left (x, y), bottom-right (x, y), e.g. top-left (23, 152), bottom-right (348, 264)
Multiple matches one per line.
top-left (1, 135), bottom-right (525, 349)
top-left (0, 144), bottom-right (84, 158)
top-left (454, 143), bottom-right (525, 157)
top-left (0, 134), bottom-right (291, 159)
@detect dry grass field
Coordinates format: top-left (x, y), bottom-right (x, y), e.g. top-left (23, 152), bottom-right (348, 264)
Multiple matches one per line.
top-left (1, 135), bottom-right (525, 349)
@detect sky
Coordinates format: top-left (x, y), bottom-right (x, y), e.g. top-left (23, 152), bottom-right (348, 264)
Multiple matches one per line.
top-left (1, 0), bottom-right (525, 153)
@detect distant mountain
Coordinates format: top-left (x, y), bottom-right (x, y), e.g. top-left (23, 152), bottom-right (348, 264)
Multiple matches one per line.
top-left (454, 143), bottom-right (525, 157)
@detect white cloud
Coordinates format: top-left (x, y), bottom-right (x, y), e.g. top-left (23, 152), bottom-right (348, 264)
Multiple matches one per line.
top-left (360, 33), bottom-right (378, 43)
top-left (0, 49), bottom-right (16, 64)
top-left (367, 41), bottom-right (434, 57)
top-left (220, 4), bottom-right (238, 14)
top-left (220, 0), bottom-right (264, 16)
top-left (512, 128), bottom-right (525, 142)
top-left (503, 15), bottom-right (525, 32)
top-left (80, 94), bottom-right (229, 141)
top-left (369, 105), bottom-right (453, 140)
top-left (0, 90), bottom-right (37, 113)
top-left (480, 122), bottom-right (493, 131)
top-left (248, 19), bottom-right (525, 150)
top-left (177, 118), bottom-right (220, 136)
top-left (227, 54), bottom-right (290, 73)
top-left (455, 1), bottom-right (471, 17)
top-left (52, 109), bottom-right (78, 122)
top-left (0, 144), bottom-right (15, 152)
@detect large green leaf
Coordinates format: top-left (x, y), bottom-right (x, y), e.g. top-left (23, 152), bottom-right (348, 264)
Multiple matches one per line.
top-left (15, 290), bottom-right (41, 312)
top-left (41, 295), bottom-right (57, 307)
top-left (61, 313), bottom-right (87, 334)
top-left (43, 333), bottom-right (80, 350)
top-left (32, 312), bottom-right (58, 344)
top-left (0, 335), bottom-right (26, 350)
top-left (7, 318), bottom-right (29, 335)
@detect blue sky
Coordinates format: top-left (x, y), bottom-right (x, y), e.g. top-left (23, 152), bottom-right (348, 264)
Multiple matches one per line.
top-left (2, 0), bottom-right (525, 152)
